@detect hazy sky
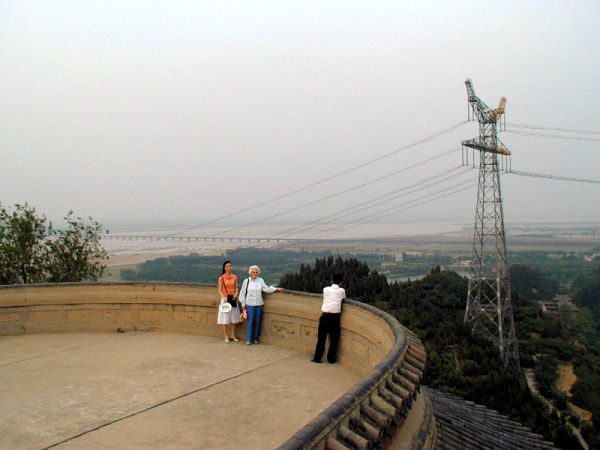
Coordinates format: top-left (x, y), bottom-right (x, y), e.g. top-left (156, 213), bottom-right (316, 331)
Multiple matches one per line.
top-left (2, 1), bottom-right (599, 235)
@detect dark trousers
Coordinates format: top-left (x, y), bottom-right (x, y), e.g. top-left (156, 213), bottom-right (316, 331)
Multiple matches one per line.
top-left (313, 312), bottom-right (341, 363)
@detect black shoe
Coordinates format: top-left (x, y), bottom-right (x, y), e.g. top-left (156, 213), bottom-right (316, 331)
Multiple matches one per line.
top-left (328, 360), bottom-right (336, 364)
top-left (311, 359), bottom-right (321, 363)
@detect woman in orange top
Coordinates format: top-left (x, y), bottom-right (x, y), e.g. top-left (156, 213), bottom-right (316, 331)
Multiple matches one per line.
top-left (217, 260), bottom-right (240, 342)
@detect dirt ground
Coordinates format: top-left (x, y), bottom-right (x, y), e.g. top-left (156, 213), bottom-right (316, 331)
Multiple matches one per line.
top-left (556, 363), bottom-right (593, 423)
top-left (569, 402), bottom-right (593, 422)
top-left (557, 363), bottom-right (577, 394)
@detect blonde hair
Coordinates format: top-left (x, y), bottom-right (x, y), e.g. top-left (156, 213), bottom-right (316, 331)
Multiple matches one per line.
top-left (248, 265), bottom-right (261, 275)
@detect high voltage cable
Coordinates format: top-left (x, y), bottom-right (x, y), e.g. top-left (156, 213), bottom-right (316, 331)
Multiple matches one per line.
top-left (210, 147), bottom-right (459, 237)
top-left (507, 123), bottom-right (600, 135)
top-left (271, 85), bottom-right (464, 166)
top-left (331, 178), bottom-right (474, 231)
top-left (283, 167), bottom-right (468, 238)
top-left (170, 120), bottom-right (468, 235)
top-left (504, 129), bottom-right (600, 142)
top-left (271, 178), bottom-right (475, 247)
top-left (331, 180), bottom-right (476, 237)
top-left (320, 168), bottom-right (469, 228)
top-left (150, 165), bottom-right (598, 250)
top-left (479, 84), bottom-right (600, 92)
top-left (308, 178), bottom-right (476, 239)
top-left (354, 178), bottom-right (475, 226)
top-left (508, 170), bottom-right (600, 184)
top-left (273, 166), bottom-right (465, 238)
top-left (196, 85), bottom-right (466, 207)
top-left (510, 103), bottom-right (600, 112)
top-left (273, 166), bottom-right (470, 239)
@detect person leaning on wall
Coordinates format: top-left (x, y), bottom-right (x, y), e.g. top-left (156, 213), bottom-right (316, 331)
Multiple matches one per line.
top-left (238, 265), bottom-right (283, 345)
top-left (312, 272), bottom-right (345, 364)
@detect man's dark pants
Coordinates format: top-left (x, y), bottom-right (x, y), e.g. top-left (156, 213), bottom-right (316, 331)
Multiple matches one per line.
top-left (313, 312), bottom-right (341, 363)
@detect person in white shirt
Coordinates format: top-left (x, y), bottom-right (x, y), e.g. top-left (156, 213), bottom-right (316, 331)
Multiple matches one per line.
top-left (312, 273), bottom-right (345, 364)
top-left (239, 265), bottom-right (283, 345)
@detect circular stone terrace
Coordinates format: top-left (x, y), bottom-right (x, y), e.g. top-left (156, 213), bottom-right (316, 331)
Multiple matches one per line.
top-left (0, 283), bottom-right (431, 449)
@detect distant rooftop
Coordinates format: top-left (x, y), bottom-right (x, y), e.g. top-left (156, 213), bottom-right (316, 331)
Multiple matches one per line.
top-left (426, 387), bottom-right (557, 450)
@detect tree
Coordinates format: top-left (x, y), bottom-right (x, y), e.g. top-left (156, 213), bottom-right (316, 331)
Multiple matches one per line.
top-left (0, 203), bottom-right (48, 284)
top-left (0, 203), bottom-right (108, 284)
top-left (573, 264), bottom-right (600, 317)
top-left (45, 210), bottom-right (108, 282)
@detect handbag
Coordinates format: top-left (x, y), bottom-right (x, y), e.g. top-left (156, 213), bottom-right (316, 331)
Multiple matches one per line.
top-left (227, 294), bottom-right (237, 307)
top-left (241, 278), bottom-right (250, 320)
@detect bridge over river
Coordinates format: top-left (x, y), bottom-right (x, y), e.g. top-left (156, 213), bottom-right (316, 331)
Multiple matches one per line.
top-left (102, 234), bottom-right (320, 244)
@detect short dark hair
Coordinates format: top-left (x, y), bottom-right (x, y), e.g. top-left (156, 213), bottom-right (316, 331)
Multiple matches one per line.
top-left (332, 273), bottom-right (343, 285)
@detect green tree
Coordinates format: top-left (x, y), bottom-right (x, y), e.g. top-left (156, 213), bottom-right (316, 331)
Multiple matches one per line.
top-left (0, 203), bottom-right (48, 284)
top-left (0, 203), bottom-right (108, 284)
top-left (45, 210), bottom-right (108, 282)
top-left (572, 264), bottom-right (600, 318)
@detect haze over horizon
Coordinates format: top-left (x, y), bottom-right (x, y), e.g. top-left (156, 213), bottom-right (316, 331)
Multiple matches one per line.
top-left (2, 1), bottom-right (599, 238)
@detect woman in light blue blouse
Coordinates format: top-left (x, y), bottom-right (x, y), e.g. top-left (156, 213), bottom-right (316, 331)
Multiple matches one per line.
top-left (239, 265), bottom-right (282, 345)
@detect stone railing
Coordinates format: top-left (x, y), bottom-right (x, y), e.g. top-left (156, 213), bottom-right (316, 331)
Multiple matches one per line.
top-left (0, 282), bottom-right (431, 449)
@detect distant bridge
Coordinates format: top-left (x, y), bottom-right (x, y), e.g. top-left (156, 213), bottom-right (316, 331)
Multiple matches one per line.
top-left (102, 234), bottom-right (320, 244)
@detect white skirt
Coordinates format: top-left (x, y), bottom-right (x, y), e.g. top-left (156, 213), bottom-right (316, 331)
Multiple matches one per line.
top-left (217, 297), bottom-right (241, 325)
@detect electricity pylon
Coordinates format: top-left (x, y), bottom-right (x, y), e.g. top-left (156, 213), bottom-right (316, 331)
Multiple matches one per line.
top-left (462, 79), bottom-right (519, 368)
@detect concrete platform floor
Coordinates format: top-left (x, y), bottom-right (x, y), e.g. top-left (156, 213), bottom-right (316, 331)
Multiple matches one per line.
top-left (0, 332), bottom-right (361, 449)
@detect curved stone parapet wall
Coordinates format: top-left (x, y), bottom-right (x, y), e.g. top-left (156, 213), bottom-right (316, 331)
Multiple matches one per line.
top-left (280, 302), bottom-right (431, 450)
top-left (0, 282), bottom-right (432, 449)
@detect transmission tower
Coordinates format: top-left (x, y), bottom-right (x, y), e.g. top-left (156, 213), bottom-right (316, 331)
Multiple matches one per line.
top-left (462, 79), bottom-right (519, 368)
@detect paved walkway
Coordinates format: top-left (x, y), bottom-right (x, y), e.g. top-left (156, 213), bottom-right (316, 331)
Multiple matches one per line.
top-left (0, 332), bottom-right (360, 449)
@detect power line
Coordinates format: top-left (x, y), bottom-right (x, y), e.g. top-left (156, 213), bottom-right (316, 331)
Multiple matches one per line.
top-left (507, 123), bottom-right (600, 135)
top-left (309, 178), bottom-right (476, 239)
top-left (273, 166), bottom-right (465, 238)
top-left (271, 85), bottom-right (464, 167)
top-left (504, 129), bottom-right (600, 142)
top-left (172, 120), bottom-right (469, 235)
top-left (192, 86), bottom-right (466, 217)
top-left (510, 103), bottom-right (600, 112)
top-left (479, 84), bottom-right (600, 92)
top-left (336, 178), bottom-right (475, 231)
top-left (327, 168), bottom-right (470, 226)
top-left (210, 147), bottom-right (459, 237)
top-left (508, 170), bottom-right (600, 184)
top-left (308, 167), bottom-right (469, 236)
top-left (275, 166), bottom-right (470, 239)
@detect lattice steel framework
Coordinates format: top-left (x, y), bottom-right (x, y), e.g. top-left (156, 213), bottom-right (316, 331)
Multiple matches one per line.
top-left (462, 79), bottom-right (519, 368)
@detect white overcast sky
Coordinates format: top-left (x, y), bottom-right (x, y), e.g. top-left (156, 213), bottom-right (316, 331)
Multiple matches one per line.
top-left (2, 1), bottom-right (599, 233)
